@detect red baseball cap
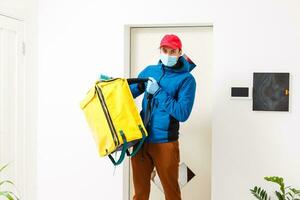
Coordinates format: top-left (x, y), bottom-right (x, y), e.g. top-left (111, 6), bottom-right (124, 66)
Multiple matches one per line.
top-left (160, 34), bottom-right (182, 50)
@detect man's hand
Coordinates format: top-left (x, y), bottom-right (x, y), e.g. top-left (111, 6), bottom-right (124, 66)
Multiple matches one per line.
top-left (146, 77), bottom-right (160, 95)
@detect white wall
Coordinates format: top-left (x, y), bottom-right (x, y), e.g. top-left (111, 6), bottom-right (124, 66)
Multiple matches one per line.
top-left (38, 0), bottom-right (300, 199)
top-left (212, 1), bottom-right (300, 199)
top-left (0, 0), bottom-right (38, 199)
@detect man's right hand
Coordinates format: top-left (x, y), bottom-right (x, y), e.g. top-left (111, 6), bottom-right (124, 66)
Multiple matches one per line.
top-left (146, 77), bottom-right (160, 95)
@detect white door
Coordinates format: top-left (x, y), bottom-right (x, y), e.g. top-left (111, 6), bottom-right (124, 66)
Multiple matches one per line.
top-left (0, 14), bottom-right (26, 199)
top-left (127, 26), bottom-right (213, 200)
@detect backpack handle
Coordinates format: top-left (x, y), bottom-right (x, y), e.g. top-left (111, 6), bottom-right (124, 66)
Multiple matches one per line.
top-left (126, 78), bottom-right (149, 85)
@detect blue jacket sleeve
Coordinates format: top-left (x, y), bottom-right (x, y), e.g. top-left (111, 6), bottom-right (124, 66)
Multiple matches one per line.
top-left (129, 69), bottom-right (147, 98)
top-left (129, 83), bottom-right (143, 98)
top-left (154, 76), bottom-right (196, 122)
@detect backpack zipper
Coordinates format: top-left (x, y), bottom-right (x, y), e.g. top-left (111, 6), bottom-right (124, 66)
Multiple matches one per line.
top-left (95, 85), bottom-right (120, 147)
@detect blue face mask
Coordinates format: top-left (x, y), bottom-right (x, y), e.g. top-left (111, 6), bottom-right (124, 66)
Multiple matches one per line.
top-left (160, 53), bottom-right (178, 67)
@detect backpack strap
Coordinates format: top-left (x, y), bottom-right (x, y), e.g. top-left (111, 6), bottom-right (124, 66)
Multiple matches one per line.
top-left (126, 93), bottom-right (153, 158)
top-left (125, 125), bottom-right (147, 157)
top-left (108, 131), bottom-right (128, 166)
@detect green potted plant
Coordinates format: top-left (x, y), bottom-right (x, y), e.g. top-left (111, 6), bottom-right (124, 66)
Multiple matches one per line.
top-left (250, 176), bottom-right (300, 200)
top-left (0, 164), bottom-right (19, 200)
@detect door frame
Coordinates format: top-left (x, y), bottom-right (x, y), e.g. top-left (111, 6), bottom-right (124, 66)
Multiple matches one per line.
top-left (0, 13), bottom-right (25, 196)
top-left (123, 23), bottom-right (213, 200)
top-left (0, 11), bottom-right (38, 200)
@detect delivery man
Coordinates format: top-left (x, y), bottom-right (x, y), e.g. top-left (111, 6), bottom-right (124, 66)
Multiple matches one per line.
top-left (129, 34), bottom-right (196, 200)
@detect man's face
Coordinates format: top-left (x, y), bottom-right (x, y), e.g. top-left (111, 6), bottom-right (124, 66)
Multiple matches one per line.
top-left (160, 46), bottom-right (182, 58)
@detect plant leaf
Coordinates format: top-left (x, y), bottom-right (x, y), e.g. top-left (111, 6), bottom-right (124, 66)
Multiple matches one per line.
top-left (0, 191), bottom-right (19, 200)
top-left (0, 191), bottom-right (14, 200)
top-left (0, 180), bottom-right (15, 187)
top-left (250, 186), bottom-right (270, 200)
top-left (291, 188), bottom-right (300, 194)
top-left (0, 164), bottom-right (9, 173)
top-left (275, 191), bottom-right (284, 200)
top-left (286, 191), bottom-right (293, 199)
top-left (265, 176), bottom-right (286, 197)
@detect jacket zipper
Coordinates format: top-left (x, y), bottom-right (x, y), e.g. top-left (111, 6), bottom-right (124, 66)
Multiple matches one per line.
top-left (158, 66), bottom-right (166, 84)
top-left (95, 85), bottom-right (120, 147)
top-left (147, 66), bottom-right (166, 131)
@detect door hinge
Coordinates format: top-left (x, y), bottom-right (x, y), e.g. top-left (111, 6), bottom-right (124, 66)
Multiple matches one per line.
top-left (22, 42), bottom-right (25, 55)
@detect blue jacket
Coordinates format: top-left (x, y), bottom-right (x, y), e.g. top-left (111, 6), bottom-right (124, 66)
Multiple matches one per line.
top-left (130, 55), bottom-right (196, 143)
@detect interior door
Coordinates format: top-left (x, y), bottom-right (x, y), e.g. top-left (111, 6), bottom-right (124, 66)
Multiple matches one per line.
top-left (0, 14), bottom-right (26, 199)
top-left (128, 26), bottom-right (213, 200)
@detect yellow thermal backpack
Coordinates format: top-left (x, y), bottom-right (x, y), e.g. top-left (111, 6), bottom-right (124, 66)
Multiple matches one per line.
top-left (80, 78), bottom-right (150, 165)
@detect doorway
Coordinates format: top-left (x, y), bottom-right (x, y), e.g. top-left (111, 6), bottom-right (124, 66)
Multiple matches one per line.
top-left (0, 14), bottom-right (26, 199)
top-left (124, 24), bottom-right (213, 200)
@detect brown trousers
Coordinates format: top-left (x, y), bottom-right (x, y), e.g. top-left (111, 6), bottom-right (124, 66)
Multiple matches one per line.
top-left (131, 141), bottom-right (181, 200)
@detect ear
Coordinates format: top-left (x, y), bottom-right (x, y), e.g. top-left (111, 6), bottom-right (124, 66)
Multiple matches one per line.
top-left (179, 49), bottom-right (183, 55)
